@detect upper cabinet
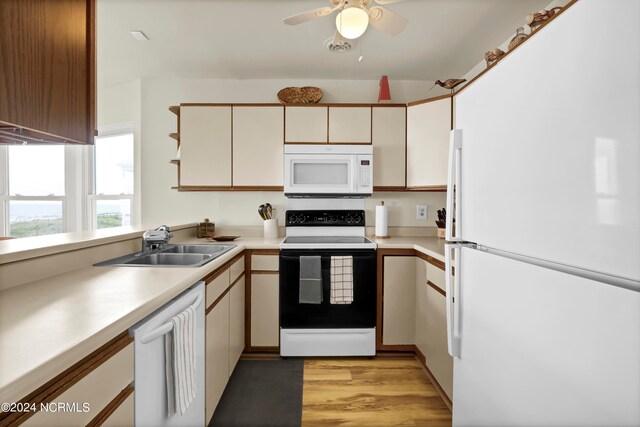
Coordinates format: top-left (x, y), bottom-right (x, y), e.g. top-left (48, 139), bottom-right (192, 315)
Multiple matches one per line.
top-left (284, 105), bottom-right (373, 144)
top-left (328, 106), bottom-right (371, 144)
top-left (0, 0), bottom-right (96, 144)
top-left (180, 106), bottom-right (232, 187)
top-left (372, 106), bottom-right (406, 189)
top-left (233, 106), bottom-right (284, 187)
top-left (406, 97), bottom-right (452, 189)
top-left (285, 106), bottom-right (327, 143)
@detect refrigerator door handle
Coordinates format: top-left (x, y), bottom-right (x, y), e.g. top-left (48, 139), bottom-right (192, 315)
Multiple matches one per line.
top-left (445, 243), bottom-right (462, 358)
top-left (446, 129), bottom-right (463, 241)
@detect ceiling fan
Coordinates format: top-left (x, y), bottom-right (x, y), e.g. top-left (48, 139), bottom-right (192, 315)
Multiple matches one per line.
top-left (283, 0), bottom-right (408, 39)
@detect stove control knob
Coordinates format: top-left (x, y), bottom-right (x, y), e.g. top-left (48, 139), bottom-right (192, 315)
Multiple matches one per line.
top-left (296, 214), bottom-right (306, 224)
top-left (345, 214), bottom-right (354, 224)
top-left (328, 215), bottom-right (337, 223)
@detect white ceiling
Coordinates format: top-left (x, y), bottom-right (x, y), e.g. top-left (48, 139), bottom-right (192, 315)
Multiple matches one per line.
top-left (97, 0), bottom-right (551, 89)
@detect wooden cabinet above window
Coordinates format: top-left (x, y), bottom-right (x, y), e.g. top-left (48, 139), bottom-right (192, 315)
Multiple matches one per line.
top-left (0, 0), bottom-right (96, 144)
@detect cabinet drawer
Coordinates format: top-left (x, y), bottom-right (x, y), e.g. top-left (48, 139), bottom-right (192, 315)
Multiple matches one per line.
top-left (427, 261), bottom-right (446, 292)
top-left (24, 343), bottom-right (134, 426)
top-left (251, 255), bottom-right (279, 271)
top-left (207, 269), bottom-right (230, 308)
top-left (230, 256), bottom-right (244, 283)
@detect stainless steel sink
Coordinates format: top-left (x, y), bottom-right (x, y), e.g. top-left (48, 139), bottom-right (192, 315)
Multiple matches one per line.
top-left (161, 244), bottom-right (235, 255)
top-left (94, 243), bottom-right (236, 267)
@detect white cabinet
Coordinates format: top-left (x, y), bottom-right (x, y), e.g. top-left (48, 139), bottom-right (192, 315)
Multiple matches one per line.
top-left (250, 273), bottom-right (280, 347)
top-left (372, 106), bottom-right (406, 187)
top-left (229, 276), bottom-right (245, 374)
top-left (204, 256), bottom-right (245, 423)
top-left (180, 106), bottom-right (232, 186)
top-left (285, 106), bottom-right (327, 143)
top-left (205, 294), bottom-right (230, 422)
top-left (406, 98), bottom-right (451, 188)
top-left (329, 106), bottom-right (371, 143)
top-left (415, 256), bottom-right (453, 401)
top-left (414, 259), bottom-right (429, 354)
top-left (233, 106), bottom-right (284, 186)
top-left (382, 256), bottom-right (416, 345)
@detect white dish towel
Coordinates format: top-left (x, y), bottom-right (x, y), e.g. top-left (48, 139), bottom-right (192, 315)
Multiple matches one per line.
top-left (330, 256), bottom-right (354, 304)
top-left (165, 305), bottom-right (197, 416)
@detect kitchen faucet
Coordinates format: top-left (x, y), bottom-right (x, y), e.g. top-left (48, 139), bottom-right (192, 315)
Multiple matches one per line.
top-left (142, 225), bottom-right (173, 252)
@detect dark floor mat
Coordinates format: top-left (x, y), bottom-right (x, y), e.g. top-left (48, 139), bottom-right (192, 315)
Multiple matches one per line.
top-left (209, 359), bottom-right (304, 427)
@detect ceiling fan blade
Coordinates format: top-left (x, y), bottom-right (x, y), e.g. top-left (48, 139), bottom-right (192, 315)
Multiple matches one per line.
top-left (374, 0), bottom-right (406, 4)
top-left (283, 6), bottom-right (337, 25)
top-left (368, 6), bottom-right (408, 36)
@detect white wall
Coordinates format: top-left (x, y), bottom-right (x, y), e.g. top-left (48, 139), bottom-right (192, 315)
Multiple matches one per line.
top-left (129, 77), bottom-right (445, 229)
top-left (97, 79), bottom-right (142, 226)
top-left (462, 0), bottom-right (570, 83)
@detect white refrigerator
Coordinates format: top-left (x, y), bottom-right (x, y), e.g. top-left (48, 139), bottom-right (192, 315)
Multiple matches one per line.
top-left (445, 1), bottom-right (640, 426)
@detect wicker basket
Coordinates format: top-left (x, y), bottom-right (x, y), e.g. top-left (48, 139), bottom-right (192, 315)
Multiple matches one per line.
top-left (277, 87), bottom-right (323, 104)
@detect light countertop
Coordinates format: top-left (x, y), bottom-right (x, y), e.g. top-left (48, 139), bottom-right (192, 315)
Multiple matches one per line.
top-left (0, 234), bottom-right (442, 404)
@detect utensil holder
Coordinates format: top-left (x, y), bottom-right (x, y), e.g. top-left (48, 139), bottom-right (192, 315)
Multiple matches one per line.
top-left (264, 218), bottom-right (278, 239)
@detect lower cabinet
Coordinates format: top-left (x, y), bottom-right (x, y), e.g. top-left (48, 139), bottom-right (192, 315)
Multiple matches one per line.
top-left (247, 251), bottom-right (280, 350)
top-left (205, 294), bottom-right (230, 422)
top-left (250, 274), bottom-right (280, 347)
top-left (415, 256), bottom-right (453, 401)
top-left (380, 249), bottom-right (453, 403)
top-left (382, 256), bottom-right (416, 346)
top-left (229, 276), bottom-right (245, 373)
top-left (23, 342), bottom-right (134, 427)
top-left (204, 254), bottom-right (245, 423)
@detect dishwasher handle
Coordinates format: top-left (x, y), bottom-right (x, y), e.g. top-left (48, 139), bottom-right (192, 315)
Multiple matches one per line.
top-left (139, 292), bottom-right (203, 344)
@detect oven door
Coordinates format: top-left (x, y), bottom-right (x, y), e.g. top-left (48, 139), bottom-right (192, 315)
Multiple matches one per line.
top-left (279, 249), bottom-right (376, 329)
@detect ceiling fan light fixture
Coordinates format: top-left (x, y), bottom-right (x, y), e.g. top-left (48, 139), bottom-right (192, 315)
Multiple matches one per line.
top-left (336, 7), bottom-right (369, 39)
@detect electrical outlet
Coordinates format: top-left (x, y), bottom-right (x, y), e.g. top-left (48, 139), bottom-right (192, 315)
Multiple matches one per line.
top-left (416, 204), bottom-right (427, 220)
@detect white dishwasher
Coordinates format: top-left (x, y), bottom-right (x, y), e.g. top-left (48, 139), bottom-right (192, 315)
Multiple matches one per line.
top-left (130, 281), bottom-right (205, 427)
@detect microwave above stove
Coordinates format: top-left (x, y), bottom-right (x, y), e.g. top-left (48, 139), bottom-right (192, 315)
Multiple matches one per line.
top-left (284, 144), bottom-right (372, 198)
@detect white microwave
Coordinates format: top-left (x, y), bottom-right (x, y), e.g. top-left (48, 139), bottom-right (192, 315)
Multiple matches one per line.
top-left (284, 145), bottom-right (373, 197)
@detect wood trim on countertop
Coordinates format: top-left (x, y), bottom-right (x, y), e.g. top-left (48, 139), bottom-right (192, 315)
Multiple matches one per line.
top-left (415, 346), bottom-right (452, 411)
top-left (453, 0), bottom-right (579, 96)
top-left (0, 331), bottom-right (133, 426)
top-left (85, 384), bottom-right (134, 427)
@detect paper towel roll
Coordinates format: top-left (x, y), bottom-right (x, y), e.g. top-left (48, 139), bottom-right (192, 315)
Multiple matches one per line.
top-left (375, 204), bottom-right (388, 237)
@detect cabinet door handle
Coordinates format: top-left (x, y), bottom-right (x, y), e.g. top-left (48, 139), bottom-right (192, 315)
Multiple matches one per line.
top-left (445, 244), bottom-right (461, 358)
top-left (446, 129), bottom-right (463, 241)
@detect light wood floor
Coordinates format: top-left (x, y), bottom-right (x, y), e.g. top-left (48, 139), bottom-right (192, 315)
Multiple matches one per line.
top-left (301, 357), bottom-right (452, 427)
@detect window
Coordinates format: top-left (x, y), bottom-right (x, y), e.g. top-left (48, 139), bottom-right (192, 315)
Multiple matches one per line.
top-left (0, 127), bottom-right (136, 238)
top-left (90, 133), bottom-right (134, 229)
top-left (6, 145), bottom-right (66, 238)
